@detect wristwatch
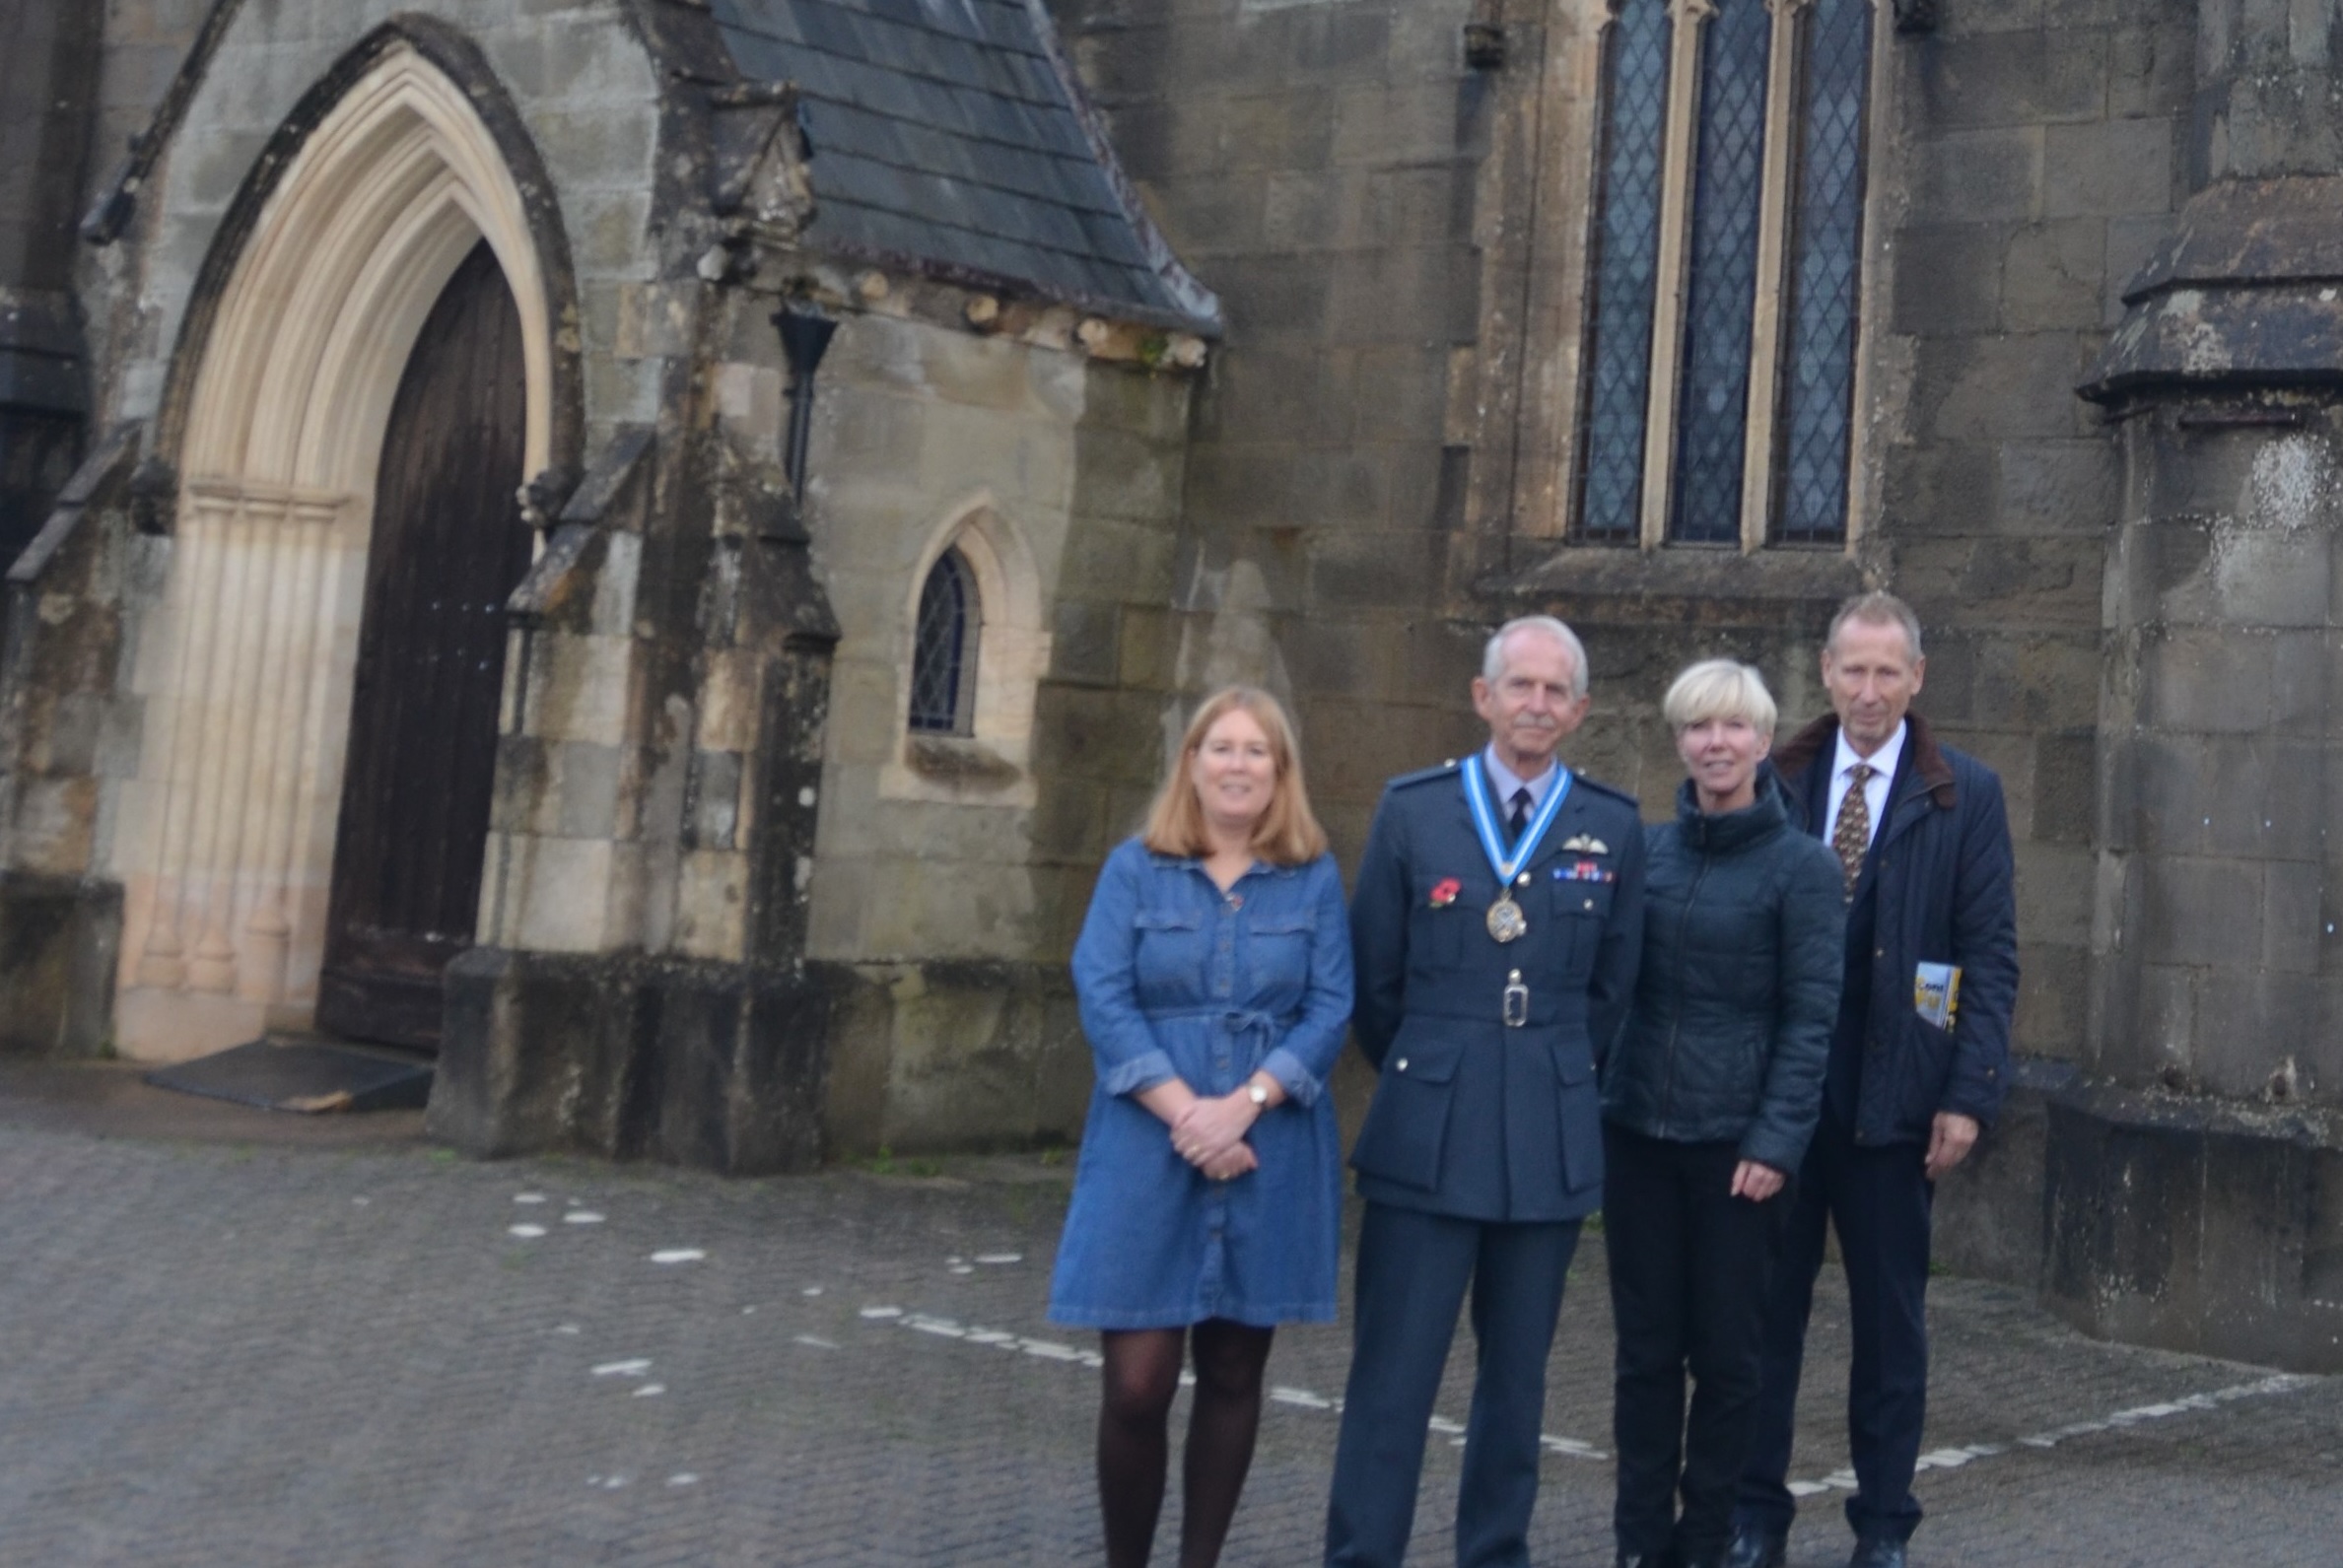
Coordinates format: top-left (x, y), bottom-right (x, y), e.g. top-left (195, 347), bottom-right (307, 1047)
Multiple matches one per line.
top-left (1246, 1080), bottom-right (1270, 1108)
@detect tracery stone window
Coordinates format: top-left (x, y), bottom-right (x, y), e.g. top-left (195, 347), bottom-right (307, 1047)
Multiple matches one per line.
top-left (1574, 0), bottom-right (1876, 549)
top-left (908, 549), bottom-right (979, 736)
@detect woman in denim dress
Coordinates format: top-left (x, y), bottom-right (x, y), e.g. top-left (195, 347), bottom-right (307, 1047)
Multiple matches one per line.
top-left (1049, 686), bottom-right (1353, 1568)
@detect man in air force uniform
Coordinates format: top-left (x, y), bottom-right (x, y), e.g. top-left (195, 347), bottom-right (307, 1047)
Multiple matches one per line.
top-left (1326, 616), bottom-right (1648, 1568)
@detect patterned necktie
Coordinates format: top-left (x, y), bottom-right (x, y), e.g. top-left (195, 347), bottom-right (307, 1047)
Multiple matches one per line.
top-left (1508, 787), bottom-right (1533, 846)
top-left (1831, 763), bottom-right (1875, 898)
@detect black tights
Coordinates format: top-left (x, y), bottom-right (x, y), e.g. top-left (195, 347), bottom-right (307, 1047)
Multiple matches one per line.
top-left (1097, 1319), bottom-right (1275, 1568)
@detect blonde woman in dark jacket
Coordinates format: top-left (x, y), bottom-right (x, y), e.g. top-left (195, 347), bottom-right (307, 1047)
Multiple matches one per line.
top-left (1602, 660), bottom-right (1845, 1568)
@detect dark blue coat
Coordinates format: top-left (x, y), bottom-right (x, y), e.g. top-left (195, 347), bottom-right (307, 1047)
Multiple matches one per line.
top-left (1347, 759), bottom-right (1648, 1222)
top-left (1603, 772), bottom-right (1845, 1174)
top-left (1774, 713), bottom-right (2018, 1144)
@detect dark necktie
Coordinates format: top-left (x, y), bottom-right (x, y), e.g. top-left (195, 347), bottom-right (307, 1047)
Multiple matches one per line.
top-left (1508, 786), bottom-right (1533, 847)
top-left (1832, 763), bottom-right (1874, 898)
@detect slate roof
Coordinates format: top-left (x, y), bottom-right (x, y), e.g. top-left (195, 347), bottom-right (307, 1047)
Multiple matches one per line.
top-left (710, 0), bottom-right (1219, 333)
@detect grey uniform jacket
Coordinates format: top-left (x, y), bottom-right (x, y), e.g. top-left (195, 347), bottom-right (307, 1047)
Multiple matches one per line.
top-left (1346, 760), bottom-right (1649, 1223)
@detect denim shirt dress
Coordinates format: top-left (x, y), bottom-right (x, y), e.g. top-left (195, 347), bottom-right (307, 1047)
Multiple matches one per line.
top-left (1047, 839), bottom-right (1355, 1329)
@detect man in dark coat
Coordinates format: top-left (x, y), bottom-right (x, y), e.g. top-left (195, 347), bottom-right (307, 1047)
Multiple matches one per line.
top-left (1326, 616), bottom-right (1648, 1568)
top-left (1727, 592), bottom-right (2018, 1568)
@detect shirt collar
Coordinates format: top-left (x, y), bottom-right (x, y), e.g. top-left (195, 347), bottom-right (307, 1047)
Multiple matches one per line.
top-left (1833, 719), bottom-right (1907, 784)
top-left (1482, 744), bottom-right (1561, 808)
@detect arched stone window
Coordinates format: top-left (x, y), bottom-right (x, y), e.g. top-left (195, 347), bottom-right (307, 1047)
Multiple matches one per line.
top-left (1575, 0), bottom-right (1879, 549)
top-left (880, 498), bottom-right (1052, 804)
top-left (908, 549), bottom-right (979, 736)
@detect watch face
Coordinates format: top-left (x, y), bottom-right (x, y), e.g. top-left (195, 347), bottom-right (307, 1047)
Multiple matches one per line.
top-left (1249, 1084), bottom-right (1269, 1105)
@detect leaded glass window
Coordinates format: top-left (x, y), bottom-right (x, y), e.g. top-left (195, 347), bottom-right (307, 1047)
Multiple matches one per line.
top-left (1573, 0), bottom-right (1877, 550)
top-left (1574, 0), bottom-right (1673, 543)
top-left (909, 550), bottom-right (977, 735)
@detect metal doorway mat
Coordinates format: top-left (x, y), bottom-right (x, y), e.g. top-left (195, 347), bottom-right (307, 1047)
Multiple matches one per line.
top-left (144, 1038), bottom-right (434, 1115)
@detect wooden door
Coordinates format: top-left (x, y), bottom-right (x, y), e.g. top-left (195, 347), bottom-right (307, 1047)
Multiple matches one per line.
top-left (316, 240), bottom-right (532, 1050)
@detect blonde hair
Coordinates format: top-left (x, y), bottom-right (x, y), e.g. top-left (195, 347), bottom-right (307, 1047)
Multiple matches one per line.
top-left (1662, 658), bottom-right (1778, 737)
top-left (1141, 687), bottom-right (1329, 865)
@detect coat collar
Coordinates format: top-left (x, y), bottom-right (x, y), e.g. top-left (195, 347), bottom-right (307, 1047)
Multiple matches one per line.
top-left (1774, 711), bottom-right (1958, 813)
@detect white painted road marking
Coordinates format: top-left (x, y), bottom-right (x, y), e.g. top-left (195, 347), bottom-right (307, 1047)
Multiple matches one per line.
top-left (1784, 1373), bottom-right (2316, 1497)
top-left (861, 1304), bottom-right (1604, 1458)
top-left (860, 1304), bottom-right (2319, 1482)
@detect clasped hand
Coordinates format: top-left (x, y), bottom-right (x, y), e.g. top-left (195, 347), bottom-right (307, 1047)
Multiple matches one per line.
top-left (1170, 1094), bottom-right (1259, 1182)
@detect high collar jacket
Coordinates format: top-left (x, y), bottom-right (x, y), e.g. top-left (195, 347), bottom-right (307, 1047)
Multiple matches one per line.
top-left (1773, 713), bottom-right (2019, 1144)
top-left (1346, 758), bottom-right (1649, 1222)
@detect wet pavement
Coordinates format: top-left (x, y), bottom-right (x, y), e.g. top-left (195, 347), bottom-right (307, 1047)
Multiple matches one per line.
top-left (0, 1059), bottom-right (2336, 1566)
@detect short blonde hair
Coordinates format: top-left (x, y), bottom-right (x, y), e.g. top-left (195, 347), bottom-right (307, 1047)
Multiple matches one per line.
top-left (1662, 658), bottom-right (1778, 737)
top-left (1141, 687), bottom-right (1329, 866)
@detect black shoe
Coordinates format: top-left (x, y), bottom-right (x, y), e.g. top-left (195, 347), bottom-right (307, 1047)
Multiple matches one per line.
top-left (1723, 1526), bottom-right (1786, 1568)
top-left (1848, 1539), bottom-right (1907, 1568)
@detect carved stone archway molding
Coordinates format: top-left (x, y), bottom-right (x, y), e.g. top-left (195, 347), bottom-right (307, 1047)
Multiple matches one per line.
top-left (881, 493), bottom-right (1054, 806)
top-left (114, 40), bottom-right (569, 1060)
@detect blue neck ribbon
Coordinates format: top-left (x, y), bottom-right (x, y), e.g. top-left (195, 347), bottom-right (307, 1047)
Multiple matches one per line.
top-left (1462, 757), bottom-right (1573, 887)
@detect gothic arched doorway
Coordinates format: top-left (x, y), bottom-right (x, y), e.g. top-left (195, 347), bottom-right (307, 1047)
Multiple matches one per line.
top-left (315, 240), bottom-right (531, 1049)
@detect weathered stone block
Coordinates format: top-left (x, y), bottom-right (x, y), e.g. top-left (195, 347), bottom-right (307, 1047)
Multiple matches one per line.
top-left (1917, 29), bottom-right (2109, 130)
top-left (557, 740), bottom-right (623, 839)
top-left (1210, 253), bottom-right (1334, 342)
top-left (2002, 219), bottom-right (2108, 332)
top-left (2138, 852), bottom-right (2261, 969)
top-left (432, 948), bottom-right (833, 1175)
top-left (1217, 87), bottom-right (1337, 172)
top-left (2043, 116), bottom-right (2176, 219)
top-left (1892, 224), bottom-right (2005, 336)
top-left (1307, 527), bottom-right (1446, 610)
top-left (1072, 426), bottom-right (1184, 523)
top-left (1913, 126), bottom-right (2042, 223)
top-left (1909, 332), bottom-right (2097, 443)
top-left (1050, 598), bottom-right (1123, 687)
top-left (0, 872), bottom-right (120, 1057)
top-left (1998, 439), bottom-right (2118, 534)
top-left (691, 750), bottom-right (743, 851)
top-left (2108, 23), bottom-right (2196, 119)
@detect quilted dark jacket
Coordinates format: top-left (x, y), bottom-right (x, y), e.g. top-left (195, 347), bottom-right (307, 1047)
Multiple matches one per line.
top-left (1602, 770), bottom-right (1846, 1174)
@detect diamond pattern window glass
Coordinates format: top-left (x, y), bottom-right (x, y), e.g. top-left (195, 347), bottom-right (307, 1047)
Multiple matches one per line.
top-left (1570, 0), bottom-right (1876, 550)
top-left (1774, 0), bottom-right (1873, 544)
top-left (909, 550), bottom-right (977, 735)
top-left (1670, 0), bottom-right (1773, 544)
top-left (1574, 0), bottom-right (1674, 543)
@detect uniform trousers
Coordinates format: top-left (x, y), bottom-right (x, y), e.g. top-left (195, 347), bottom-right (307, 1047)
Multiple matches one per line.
top-left (1736, 1111), bottom-right (1935, 1545)
top-left (1325, 1203), bottom-right (1580, 1568)
top-left (1603, 1125), bottom-right (1793, 1565)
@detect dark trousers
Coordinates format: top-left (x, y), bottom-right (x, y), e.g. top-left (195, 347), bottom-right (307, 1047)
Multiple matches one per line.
top-left (1736, 1113), bottom-right (1935, 1545)
top-left (1603, 1126), bottom-right (1792, 1565)
top-left (1325, 1203), bottom-right (1580, 1568)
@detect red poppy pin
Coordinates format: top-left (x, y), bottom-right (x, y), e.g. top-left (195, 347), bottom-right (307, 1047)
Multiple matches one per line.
top-left (1429, 877), bottom-right (1462, 908)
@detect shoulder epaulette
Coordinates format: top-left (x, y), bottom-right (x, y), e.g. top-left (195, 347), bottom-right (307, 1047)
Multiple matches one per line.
top-left (1386, 758), bottom-right (1465, 791)
top-left (1569, 772), bottom-right (1641, 811)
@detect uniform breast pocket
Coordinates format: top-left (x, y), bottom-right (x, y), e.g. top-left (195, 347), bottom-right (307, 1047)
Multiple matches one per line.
top-left (1549, 876), bottom-right (1615, 927)
top-left (1409, 874), bottom-right (1473, 967)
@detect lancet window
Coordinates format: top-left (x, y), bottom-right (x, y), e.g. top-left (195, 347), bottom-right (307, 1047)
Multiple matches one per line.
top-left (1574, 0), bottom-right (1876, 549)
top-left (909, 548), bottom-right (979, 736)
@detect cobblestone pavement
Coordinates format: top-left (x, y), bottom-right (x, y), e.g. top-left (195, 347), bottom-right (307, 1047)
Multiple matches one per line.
top-left (2, 1063), bottom-right (2339, 1566)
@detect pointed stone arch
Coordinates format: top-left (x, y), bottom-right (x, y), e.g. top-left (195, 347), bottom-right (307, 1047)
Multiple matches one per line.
top-left (112, 35), bottom-right (579, 1059)
top-left (881, 493), bottom-right (1054, 804)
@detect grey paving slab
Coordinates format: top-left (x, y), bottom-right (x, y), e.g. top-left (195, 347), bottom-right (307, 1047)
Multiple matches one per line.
top-left (0, 1066), bottom-right (2335, 1565)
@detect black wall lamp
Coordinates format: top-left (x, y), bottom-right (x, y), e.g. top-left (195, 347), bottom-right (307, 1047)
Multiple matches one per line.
top-left (774, 304), bottom-right (837, 505)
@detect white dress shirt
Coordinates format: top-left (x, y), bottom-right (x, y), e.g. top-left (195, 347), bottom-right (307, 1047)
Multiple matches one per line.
top-left (1825, 720), bottom-right (1905, 851)
top-left (1482, 745), bottom-right (1562, 819)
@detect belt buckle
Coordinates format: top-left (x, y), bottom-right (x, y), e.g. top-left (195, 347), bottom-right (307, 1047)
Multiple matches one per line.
top-left (1502, 969), bottom-right (1529, 1029)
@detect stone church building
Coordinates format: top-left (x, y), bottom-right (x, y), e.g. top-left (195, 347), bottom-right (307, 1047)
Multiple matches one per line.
top-left (4, 0), bottom-right (2343, 1369)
